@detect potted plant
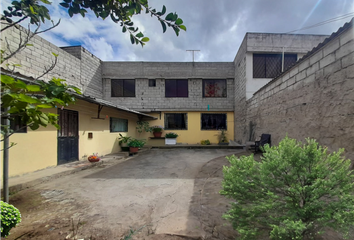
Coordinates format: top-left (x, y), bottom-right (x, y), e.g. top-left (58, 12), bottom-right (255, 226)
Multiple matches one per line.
top-left (218, 129), bottom-right (229, 145)
top-left (165, 132), bottom-right (178, 145)
top-left (88, 153), bottom-right (100, 162)
top-left (127, 138), bottom-right (146, 153)
top-left (150, 125), bottom-right (164, 137)
top-left (118, 133), bottom-right (131, 152)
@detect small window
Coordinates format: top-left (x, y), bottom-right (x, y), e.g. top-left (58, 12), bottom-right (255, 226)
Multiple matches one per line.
top-left (111, 79), bottom-right (135, 97)
top-left (110, 117), bottom-right (128, 132)
top-left (165, 113), bottom-right (187, 130)
top-left (165, 79), bottom-right (188, 97)
top-left (203, 79), bottom-right (227, 97)
top-left (149, 79), bottom-right (156, 87)
top-left (201, 113), bottom-right (227, 130)
top-left (11, 116), bottom-right (27, 133)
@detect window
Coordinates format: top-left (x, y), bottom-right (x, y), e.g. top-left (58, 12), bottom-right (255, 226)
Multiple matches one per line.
top-left (253, 54), bottom-right (297, 78)
top-left (165, 79), bottom-right (188, 97)
top-left (164, 113), bottom-right (187, 130)
top-left (110, 117), bottom-right (128, 132)
top-left (201, 113), bottom-right (227, 130)
top-left (203, 79), bottom-right (227, 97)
top-left (149, 79), bottom-right (156, 87)
top-left (111, 79), bottom-right (135, 97)
top-left (1, 115), bottom-right (27, 133)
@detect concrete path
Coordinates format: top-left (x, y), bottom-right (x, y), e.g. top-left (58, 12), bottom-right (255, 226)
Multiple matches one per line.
top-left (21, 148), bottom-right (243, 238)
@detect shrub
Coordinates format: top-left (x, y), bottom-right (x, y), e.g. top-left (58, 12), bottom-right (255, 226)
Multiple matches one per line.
top-left (150, 125), bottom-right (163, 133)
top-left (201, 139), bottom-right (211, 145)
top-left (220, 137), bottom-right (354, 240)
top-left (127, 138), bottom-right (145, 148)
top-left (1, 201), bottom-right (21, 238)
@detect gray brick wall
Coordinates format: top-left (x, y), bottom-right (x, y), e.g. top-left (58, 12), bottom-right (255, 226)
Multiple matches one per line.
top-left (102, 62), bottom-right (235, 111)
top-left (234, 36), bottom-right (248, 143)
top-left (1, 25), bottom-right (103, 99)
top-left (245, 25), bottom-right (354, 165)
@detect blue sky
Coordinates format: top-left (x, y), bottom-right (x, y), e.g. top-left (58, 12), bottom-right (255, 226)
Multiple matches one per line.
top-left (1, 0), bottom-right (354, 61)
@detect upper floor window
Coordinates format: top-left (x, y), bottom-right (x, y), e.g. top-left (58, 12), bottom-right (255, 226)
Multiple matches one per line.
top-left (253, 53), bottom-right (297, 78)
top-left (149, 79), bottom-right (156, 87)
top-left (201, 113), bottom-right (227, 130)
top-left (111, 79), bottom-right (135, 97)
top-left (203, 79), bottom-right (227, 97)
top-left (165, 113), bottom-right (187, 130)
top-left (110, 117), bottom-right (128, 132)
top-left (165, 79), bottom-right (188, 97)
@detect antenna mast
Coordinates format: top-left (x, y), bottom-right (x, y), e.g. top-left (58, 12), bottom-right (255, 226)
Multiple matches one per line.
top-left (186, 50), bottom-right (200, 62)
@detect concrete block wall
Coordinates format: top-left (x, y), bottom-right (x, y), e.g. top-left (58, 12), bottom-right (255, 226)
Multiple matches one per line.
top-left (102, 62), bottom-right (235, 111)
top-left (245, 23), bottom-right (354, 164)
top-left (233, 37), bottom-right (248, 143)
top-left (1, 25), bottom-right (102, 99)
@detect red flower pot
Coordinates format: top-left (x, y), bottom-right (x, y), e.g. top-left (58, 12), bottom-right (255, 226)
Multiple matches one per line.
top-left (129, 147), bottom-right (139, 153)
top-left (88, 156), bottom-right (100, 162)
top-left (153, 132), bottom-right (162, 138)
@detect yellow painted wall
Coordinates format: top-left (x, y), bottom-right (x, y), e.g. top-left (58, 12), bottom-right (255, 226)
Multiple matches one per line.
top-left (143, 111), bottom-right (234, 145)
top-left (64, 100), bottom-right (139, 160)
top-left (2, 100), bottom-right (141, 177)
top-left (3, 109), bottom-right (58, 177)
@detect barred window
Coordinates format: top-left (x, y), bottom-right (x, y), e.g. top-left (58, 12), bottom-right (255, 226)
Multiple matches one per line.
top-left (253, 54), bottom-right (297, 78)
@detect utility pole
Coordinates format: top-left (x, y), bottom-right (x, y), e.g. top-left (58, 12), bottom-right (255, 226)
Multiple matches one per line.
top-left (186, 50), bottom-right (200, 62)
top-left (3, 107), bottom-right (10, 203)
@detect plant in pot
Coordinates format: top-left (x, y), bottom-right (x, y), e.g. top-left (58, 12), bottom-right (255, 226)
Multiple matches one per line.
top-left (165, 132), bottom-right (178, 145)
top-left (127, 138), bottom-right (146, 153)
top-left (150, 125), bottom-right (164, 138)
top-left (88, 153), bottom-right (100, 162)
top-left (218, 129), bottom-right (228, 145)
top-left (118, 133), bottom-right (131, 152)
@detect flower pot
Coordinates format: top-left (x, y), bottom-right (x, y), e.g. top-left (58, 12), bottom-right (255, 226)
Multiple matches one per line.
top-left (88, 156), bottom-right (100, 162)
top-left (165, 138), bottom-right (177, 145)
top-left (153, 132), bottom-right (162, 138)
top-left (129, 147), bottom-right (139, 153)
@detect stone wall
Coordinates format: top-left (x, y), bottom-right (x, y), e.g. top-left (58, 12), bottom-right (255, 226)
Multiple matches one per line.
top-left (245, 22), bottom-right (354, 163)
top-left (102, 62), bottom-right (235, 111)
top-left (1, 25), bottom-right (102, 99)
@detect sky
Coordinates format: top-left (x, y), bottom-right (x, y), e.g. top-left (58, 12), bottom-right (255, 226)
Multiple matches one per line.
top-left (1, 0), bottom-right (354, 62)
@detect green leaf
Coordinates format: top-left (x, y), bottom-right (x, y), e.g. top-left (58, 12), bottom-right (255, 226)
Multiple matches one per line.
top-left (1, 75), bottom-right (15, 84)
top-left (141, 37), bottom-right (149, 42)
top-left (160, 21), bottom-right (166, 33)
top-left (29, 5), bottom-right (37, 14)
top-left (26, 43), bottom-right (34, 47)
top-left (173, 26), bottom-right (179, 36)
top-left (26, 85), bottom-right (41, 92)
top-left (18, 94), bottom-right (39, 104)
top-left (59, 2), bottom-right (69, 8)
top-left (161, 5), bottom-right (166, 15)
top-left (68, 7), bottom-right (73, 17)
top-left (179, 25), bottom-right (187, 31)
top-left (37, 104), bottom-right (53, 108)
top-left (172, 13), bottom-right (178, 21)
top-left (52, 52), bottom-right (58, 57)
top-left (165, 13), bottom-right (174, 21)
top-left (130, 34), bottom-right (135, 44)
top-left (30, 123), bottom-right (40, 130)
top-left (136, 32), bottom-right (144, 38)
top-left (122, 26), bottom-right (126, 33)
top-left (14, 80), bottom-right (27, 89)
top-left (175, 18), bottom-right (183, 25)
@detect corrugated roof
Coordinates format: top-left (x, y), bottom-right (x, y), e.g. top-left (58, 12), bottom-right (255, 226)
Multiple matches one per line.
top-left (0, 69), bottom-right (157, 120)
top-left (253, 17), bottom-right (354, 96)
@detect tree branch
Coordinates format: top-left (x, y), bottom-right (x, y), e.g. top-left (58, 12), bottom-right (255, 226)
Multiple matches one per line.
top-left (1, 16), bottom-right (29, 32)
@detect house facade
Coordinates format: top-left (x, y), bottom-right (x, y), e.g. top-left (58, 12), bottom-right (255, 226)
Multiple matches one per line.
top-left (1, 18), bottom-right (353, 176)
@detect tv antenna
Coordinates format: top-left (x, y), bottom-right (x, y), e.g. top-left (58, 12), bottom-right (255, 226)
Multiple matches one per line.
top-left (186, 50), bottom-right (200, 62)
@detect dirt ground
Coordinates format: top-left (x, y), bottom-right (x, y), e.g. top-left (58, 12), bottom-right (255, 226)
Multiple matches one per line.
top-left (6, 149), bottom-right (242, 240)
top-left (6, 149), bottom-right (352, 240)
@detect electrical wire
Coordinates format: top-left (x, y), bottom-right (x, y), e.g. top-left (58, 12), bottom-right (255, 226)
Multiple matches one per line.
top-left (285, 12), bottom-right (354, 34)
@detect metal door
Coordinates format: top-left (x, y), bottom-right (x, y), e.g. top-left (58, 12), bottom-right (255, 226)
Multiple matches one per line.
top-left (57, 109), bottom-right (79, 165)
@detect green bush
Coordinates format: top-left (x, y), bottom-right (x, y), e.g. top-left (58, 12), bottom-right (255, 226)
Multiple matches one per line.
top-left (1, 201), bottom-right (21, 238)
top-left (220, 137), bottom-right (354, 240)
top-left (127, 138), bottom-right (145, 148)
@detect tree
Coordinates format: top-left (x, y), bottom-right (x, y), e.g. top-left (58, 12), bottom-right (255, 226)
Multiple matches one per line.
top-left (220, 137), bottom-right (354, 240)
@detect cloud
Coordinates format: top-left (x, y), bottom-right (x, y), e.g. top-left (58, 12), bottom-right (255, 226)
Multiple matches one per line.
top-left (2, 0), bottom-right (353, 62)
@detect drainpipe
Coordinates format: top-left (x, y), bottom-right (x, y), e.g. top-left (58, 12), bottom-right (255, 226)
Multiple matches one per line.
top-left (282, 47), bottom-right (285, 72)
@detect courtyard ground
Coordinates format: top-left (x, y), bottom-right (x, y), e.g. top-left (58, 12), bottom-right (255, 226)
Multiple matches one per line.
top-left (6, 149), bottom-right (242, 240)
